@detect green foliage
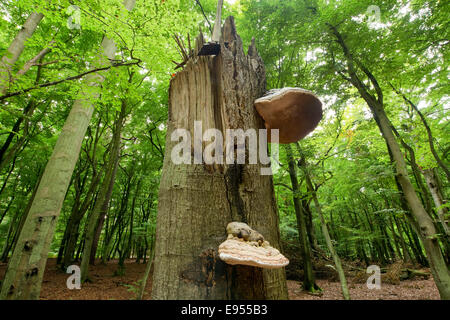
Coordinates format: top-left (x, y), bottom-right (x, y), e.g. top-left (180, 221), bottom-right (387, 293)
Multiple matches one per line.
top-left (0, 0), bottom-right (447, 268)
top-left (236, 0), bottom-right (448, 263)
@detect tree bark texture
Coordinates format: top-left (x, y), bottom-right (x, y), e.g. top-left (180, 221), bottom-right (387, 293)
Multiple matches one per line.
top-left (151, 17), bottom-right (288, 300)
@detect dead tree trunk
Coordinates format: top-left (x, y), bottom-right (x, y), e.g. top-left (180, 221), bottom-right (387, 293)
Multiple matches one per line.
top-left (151, 17), bottom-right (288, 300)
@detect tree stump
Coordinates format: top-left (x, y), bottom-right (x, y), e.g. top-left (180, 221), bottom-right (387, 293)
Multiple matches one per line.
top-left (151, 17), bottom-right (288, 300)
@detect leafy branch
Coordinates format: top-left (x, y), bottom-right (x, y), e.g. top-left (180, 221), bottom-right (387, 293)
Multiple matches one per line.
top-left (0, 59), bottom-right (142, 102)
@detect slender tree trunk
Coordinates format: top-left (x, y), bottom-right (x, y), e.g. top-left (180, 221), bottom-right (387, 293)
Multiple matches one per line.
top-left (151, 17), bottom-right (288, 300)
top-left (373, 102), bottom-right (450, 299)
top-left (379, 185), bottom-right (412, 262)
top-left (0, 67), bottom-right (41, 169)
top-left (81, 105), bottom-right (124, 280)
top-left (117, 177), bottom-right (140, 274)
top-left (117, 177), bottom-right (138, 275)
top-left (329, 24), bottom-right (450, 299)
top-left (89, 214), bottom-right (105, 265)
top-left (102, 212), bottom-right (123, 263)
top-left (1, 209), bottom-right (21, 262)
top-left (0, 32), bottom-right (118, 301)
top-left (137, 238), bottom-right (155, 300)
top-left (297, 147), bottom-right (350, 299)
top-left (388, 216), bottom-right (405, 261)
top-left (0, 12), bottom-right (44, 94)
top-left (403, 218), bottom-right (428, 265)
top-left (349, 210), bottom-right (370, 265)
top-left (61, 217), bottom-right (81, 266)
top-left (75, 234), bottom-right (84, 261)
top-left (390, 84), bottom-right (450, 182)
top-left (285, 144), bottom-right (319, 293)
top-left (362, 206), bottom-right (387, 264)
top-left (422, 168), bottom-right (450, 264)
top-left (397, 135), bottom-right (435, 214)
top-left (88, 132), bottom-right (122, 266)
top-left (57, 171), bottom-right (85, 265)
top-left (301, 197), bottom-right (320, 251)
top-left (423, 168), bottom-right (449, 236)
top-left (60, 171), bottom-right (102, 268)
top-left (56, 221), bottom-right (70, 265)
top-left (392, 216), bottom-right (412, 263)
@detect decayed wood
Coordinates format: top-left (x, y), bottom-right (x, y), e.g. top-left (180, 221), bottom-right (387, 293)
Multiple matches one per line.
top-left (152, 16), bottom-right (288, 299)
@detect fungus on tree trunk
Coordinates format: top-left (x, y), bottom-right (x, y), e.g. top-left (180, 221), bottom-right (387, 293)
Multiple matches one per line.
top-left (218, 222), bottom-right (289, 269)
top-left (254, 87), bottom-right (323, 144)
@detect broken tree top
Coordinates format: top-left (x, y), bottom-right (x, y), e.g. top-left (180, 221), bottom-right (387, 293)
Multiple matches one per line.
top-left (218, 222), bottom-right (289, 269)
top-left (254, 87), bottom-right (323, 144)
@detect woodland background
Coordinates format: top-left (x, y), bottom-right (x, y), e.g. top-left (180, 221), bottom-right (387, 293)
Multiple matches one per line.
top-left (0, 0), bottom-right (448, 299)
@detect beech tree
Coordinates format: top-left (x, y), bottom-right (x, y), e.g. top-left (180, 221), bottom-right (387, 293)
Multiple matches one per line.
top-left (0, 0), bottom-right (199, 299)
top-left (238, 0), bottom-right (449, 299)
top-left (0, 0), bottom-right (448, 301)
top-left (151, 17), bottom-right (288, 300)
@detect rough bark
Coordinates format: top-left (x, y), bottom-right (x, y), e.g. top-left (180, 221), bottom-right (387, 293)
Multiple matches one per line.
top-left (151, 17), bottom-right (288, 300)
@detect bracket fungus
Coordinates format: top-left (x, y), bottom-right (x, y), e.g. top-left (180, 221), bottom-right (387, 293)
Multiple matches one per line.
top-left (218, 222), bottom-right (289, 269)
top-left (254, 87), bottom-right (323, 144)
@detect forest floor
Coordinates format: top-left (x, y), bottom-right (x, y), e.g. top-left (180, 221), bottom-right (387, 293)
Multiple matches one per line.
top-left (0, 258), bottom-right (439, 300)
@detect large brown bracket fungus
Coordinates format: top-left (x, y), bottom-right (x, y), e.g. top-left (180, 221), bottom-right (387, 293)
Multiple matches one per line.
top-left (254, 87), bottom-right (323, 144)
top-left (218, 222), bottom-right (289, 269)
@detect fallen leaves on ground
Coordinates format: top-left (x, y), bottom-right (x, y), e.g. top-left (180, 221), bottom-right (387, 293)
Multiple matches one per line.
top-left (287, 278), bottom-right (439, 300)
top-left (0, 259), bottom-right (440, 300)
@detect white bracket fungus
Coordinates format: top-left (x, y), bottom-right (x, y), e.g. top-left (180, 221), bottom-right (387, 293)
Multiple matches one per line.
top-left (218, 222), bottom-right (289, 269)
